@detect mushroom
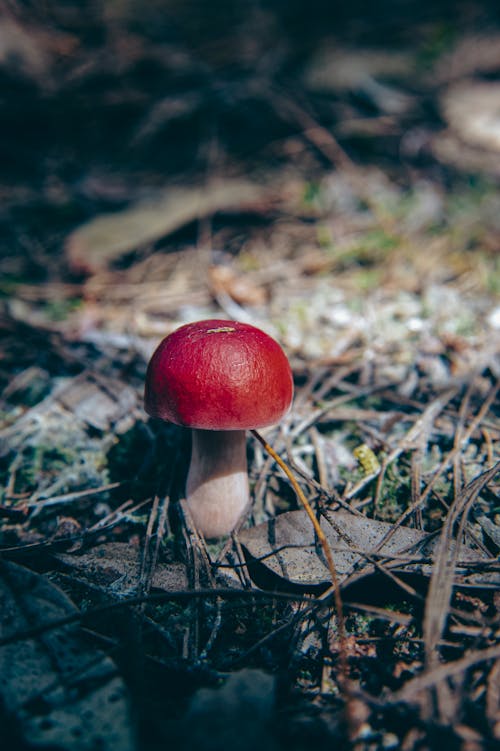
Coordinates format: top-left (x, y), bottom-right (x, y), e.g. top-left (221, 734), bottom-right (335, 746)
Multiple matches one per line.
top-left (144, 319), bottom-right (293, 538)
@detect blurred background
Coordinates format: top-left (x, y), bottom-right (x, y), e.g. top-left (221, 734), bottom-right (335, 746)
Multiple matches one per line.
top-left (1, 1), bottom-right (500, 325)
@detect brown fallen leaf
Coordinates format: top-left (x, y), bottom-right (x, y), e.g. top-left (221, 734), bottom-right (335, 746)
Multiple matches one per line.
top-left (432, 80), bottom-right (500, 177)
top-left (430, 33), bottom-right (500, 84)
top-left (66, 179), bottom-right (273, 274)
top-left (238, 509), bottom-right (499, 592)
top-left (55, 541), bottom-right (188, 593)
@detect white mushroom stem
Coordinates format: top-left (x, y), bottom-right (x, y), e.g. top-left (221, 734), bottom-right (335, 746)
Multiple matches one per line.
top-left (185, 429), bottom-right (250, 539)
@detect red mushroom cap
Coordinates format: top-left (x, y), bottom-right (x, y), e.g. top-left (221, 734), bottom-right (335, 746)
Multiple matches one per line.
top-left (145, 319), bottom-right (293, 430)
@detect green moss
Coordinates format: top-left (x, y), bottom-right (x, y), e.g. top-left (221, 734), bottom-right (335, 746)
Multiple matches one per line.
top-left (0, 275), bottom-right (29, 297)
top-left (375, 461), bottom-right (411, 522)
top-left (355, 268), bottom-right (382, 291)
top-left (43, 297), bottom-right (82, 322)
top-left (483, 256), bottom-right (500, 295)
top-left (416, 23), bottom-right (458, 70)
top-left (302, 181), bottom-right (322, 210)
top-left (316, 224), bottom-right (334, 249)
top-left (329, 230), bottom-right (399, 271)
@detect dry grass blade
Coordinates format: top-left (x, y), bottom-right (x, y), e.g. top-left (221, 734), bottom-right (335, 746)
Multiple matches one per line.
top-left (394, 643), bottom-right (500, 703)
top-left (265, 86), bottom-right (397, 235)
top-left (367, 379), bottom-right (499, 553)
top-left (423, 460), bottom-right (500, 667)
top-left (341, 388), bottom-right (457, 505)
top-left (138, 494), bottom-right (170, 599)
top-left (250, 429), bottom-right (349, 693)
top-left (251, 431), bottom-right (341, 587)
top-left (486, 660), bottom-right (500, 733)
top-left (0, 588), bottom-right (306, 649)
top-left (25, 482), bottom-right (122, 510)
top-left (372, 388), bottom-right (458, 508)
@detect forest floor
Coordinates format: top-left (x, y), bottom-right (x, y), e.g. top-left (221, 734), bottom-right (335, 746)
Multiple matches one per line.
top-left (0, 2), bottom-right (499, 750)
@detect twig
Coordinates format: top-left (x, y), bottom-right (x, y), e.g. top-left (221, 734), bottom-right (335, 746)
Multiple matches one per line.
top-left (250, 429), bottom-right (349, 694)
top-left (264, 86), bottom-right (397, 235)
top-left (0, 586), bottom-right (309, 648)
top-left (394, 643), bottom-right (500, 703)
top-left (26, 482), bottom-right (122, 509)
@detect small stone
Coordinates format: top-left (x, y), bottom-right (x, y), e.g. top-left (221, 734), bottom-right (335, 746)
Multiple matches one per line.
top-left (382, 732), bottom-right (400, 749)
top-left (487, 306), bottom-right (500, 329)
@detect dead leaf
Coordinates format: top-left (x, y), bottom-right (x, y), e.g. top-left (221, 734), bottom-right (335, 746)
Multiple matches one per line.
top-left (0, 561), bottom-right (135, 750)
top-left (0, 20), bottom-right (50, 81)
top-left (239, 508), bottom-right (499, 592)
top-left (55, 542), bottom-right (188, 594)
top-left (303, 46), bottom-right (415, 115)
top-left (440, 81), bottom-right (500, 153)
top-left (66, 179), bottom-right (272, 274)
top-left (304, 46), bottom-right (414, 92)
top-left (430, 33), bottom-right (500, 84)
top-left (55, 372), bottom-right (138, 432)
top-left (432, 80), bottom-right (500, 176)
top-left (432, 132), bottom-right (500, 177)
top-left (208, 265), bottom-right (267, 306)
